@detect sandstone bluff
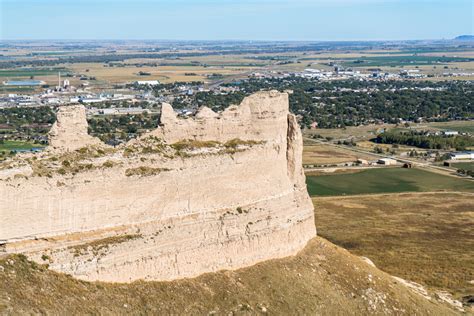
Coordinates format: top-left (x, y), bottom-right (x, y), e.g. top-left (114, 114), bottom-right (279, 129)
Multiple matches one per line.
top-left (0, 91), bottom-right (316, 282)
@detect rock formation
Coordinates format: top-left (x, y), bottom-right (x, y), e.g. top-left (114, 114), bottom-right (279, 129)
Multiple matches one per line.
top-left (48, 104), bottom-right (102, 151)
top-left (0, 91), bottom-right (316, 282)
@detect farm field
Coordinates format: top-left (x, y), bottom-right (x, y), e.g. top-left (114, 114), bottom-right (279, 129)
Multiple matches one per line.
top-left (303, 143), bottom-right (377, 165)
top-left (0, 86), bottom-right (37, 93)
top-left (0, 140), bottom-right (45, 154)
top-left (0, 67), bottom-right (74, 92)
top-left (67, 61), bottom-right (258, 84)
top-left (0, 67), bottom-right (69, 77)
top-left (427, 121), bottom-right (474, 134)
top-left (313, 192), bottom-right (474, 300)
top-left (306, 167), bottom-right (474, 196)
top-left (339, 55), bottom-right (474, 67)
top-left (450, 161), bottom-right (474, 172)
top-left (355, 140), bottom-right (419, 153)
top-left (2, 48), bottom-right (472, 90)
top-left (304, 124), bottom-right (393, 141)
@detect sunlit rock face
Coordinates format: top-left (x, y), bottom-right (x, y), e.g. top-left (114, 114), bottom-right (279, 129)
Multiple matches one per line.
top-left (0, 91), bottom-right (316, 282)
top-left (48, 104), bottom-right (102, 152)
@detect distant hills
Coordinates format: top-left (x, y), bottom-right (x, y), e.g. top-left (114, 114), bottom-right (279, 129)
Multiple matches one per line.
top-left (454, 35), bottom-right (474, 41)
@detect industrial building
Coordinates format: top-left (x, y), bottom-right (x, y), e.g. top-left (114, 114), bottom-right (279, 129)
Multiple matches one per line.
top-left (377, 158), bottom-right (398, 165)
top-left (449, 151), bottom-right (474, 160)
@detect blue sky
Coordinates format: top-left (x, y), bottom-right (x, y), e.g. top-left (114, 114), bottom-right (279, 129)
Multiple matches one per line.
top-left (0, 0), bottom-right (472, 40)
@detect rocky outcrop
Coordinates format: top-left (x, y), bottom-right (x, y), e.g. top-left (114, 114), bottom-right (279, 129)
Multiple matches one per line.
top-left (150, 91), bottom-right (288, 143)
top-left (48, 104), bottom-right (103, 152)
top-left (0, 91), bottom-right (316, 282)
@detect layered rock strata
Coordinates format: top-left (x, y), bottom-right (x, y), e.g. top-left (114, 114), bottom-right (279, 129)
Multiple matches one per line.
top-left (0, 91), bottom-right (316, 282)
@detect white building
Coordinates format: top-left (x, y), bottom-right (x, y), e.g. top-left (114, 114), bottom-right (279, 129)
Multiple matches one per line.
top-left (377, 158), bottom-right (398, 165)
top-left (443, 130), bottom-right (459, 136)
top-left (449, 151), bottom-right (474, 160)
top-left (135, 80), bottom-right (160, 86)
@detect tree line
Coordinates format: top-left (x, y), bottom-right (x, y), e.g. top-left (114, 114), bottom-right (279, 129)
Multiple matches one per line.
top-left (374, 130), bottom-right (474, 151)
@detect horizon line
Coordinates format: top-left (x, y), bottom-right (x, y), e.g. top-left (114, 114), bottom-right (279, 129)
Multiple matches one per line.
top-left (1, 37), bottom-right (472, 43)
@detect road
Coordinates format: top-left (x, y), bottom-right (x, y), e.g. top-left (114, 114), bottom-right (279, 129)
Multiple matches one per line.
top-left (303, 137), bottom-right (472, 180)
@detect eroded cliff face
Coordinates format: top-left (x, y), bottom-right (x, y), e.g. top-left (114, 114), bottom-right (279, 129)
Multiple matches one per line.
top-left (0, 91), bottom-right (316, 282)
top-left (48, 104), bottom-right (103, 152)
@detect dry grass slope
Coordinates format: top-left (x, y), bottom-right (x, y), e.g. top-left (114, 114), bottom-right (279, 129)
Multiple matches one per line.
top-left (0, 237), bottom-right (456, 315)
top-left (314, 192), bottom-right (474, 301)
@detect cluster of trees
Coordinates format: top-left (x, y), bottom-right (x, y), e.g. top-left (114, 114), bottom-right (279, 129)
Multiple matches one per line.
top-left (194, 91), bottom-right (246, 111)
top-left (0, 106), bottom-right (56, 138)
top-left (0, 106), bottom-right (160, 144)
top-left (337, 139), bottom-right (357, 146)
top-left (146, 78), bottom-right (472, 129)
top-left (225, 78), bottom-right (473, 128)
top-left (375, 130), bottom-right (474, 150)
top-left (87, 100), bottom-right (157, 110)
top-left (171, 92), bottom-right (246, 110)
top-left (146, 81), bottom-right (203, 94)
top-left (87, 113), bottom-right (159, 143)
top-left (457, 169), bottom-right (474, 178)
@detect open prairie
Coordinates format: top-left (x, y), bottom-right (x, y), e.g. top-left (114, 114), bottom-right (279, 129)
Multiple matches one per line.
top-left (313, 192), bottom-right (474, 300)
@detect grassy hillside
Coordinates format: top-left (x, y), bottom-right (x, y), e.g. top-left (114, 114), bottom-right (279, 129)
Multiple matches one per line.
top-left (0, 237), bottom-right (456, 315)
top-left (306, 168), bottom-right (474, 196)
top-left (314, 192), bottom-right (474, 302)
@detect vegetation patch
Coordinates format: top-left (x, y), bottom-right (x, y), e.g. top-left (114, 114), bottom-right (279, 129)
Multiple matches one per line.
top-left (0, 237), bottom-right (456, 314)
top-left (0, 67), bottom-right (70, 77)
top-left (0, 106), bottom-right (55, 138)
top-left (123, 136), bottom-right (166, 157)
top-left (223, 139), bottom-right (263, 154)
top-left (375, 129), bottom-right (474, 150)
top-left (101, 160), bottom-right (116, 168)
top-left (171, 139), bottom-right (220, 151)
top-left (451, 161), bottom-right (474, 172)
top-left (68, 234), bottom-right (142, 257)
top-left (125, 166), bottom-right (169, 177)
top-left (0, 140), bottom-right (45, 160)
top-left (22, 146), bottom-right (116, 177)
top-left (429, 121), bottom-right (474, 134)
top-left (170, 138), bottom-right (263, 156)
top-left (88, 113), bottom-right (160, 144)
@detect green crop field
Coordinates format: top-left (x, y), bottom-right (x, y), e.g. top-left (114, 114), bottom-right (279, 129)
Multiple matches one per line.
top-left (0, 86), bottom-right (37, 93)
top-left (0, 68), bottom-right (70, 77)
top-left (306, 167), bottom-right (474, 196)
top-left (338, 55), bottom-right (474, 67)
top-left (450, 161), bottom-right (474, 172)
top-left (428, 121), bottom-right (474, 134)
top-left (0, 140), bottom-right (45, 153)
